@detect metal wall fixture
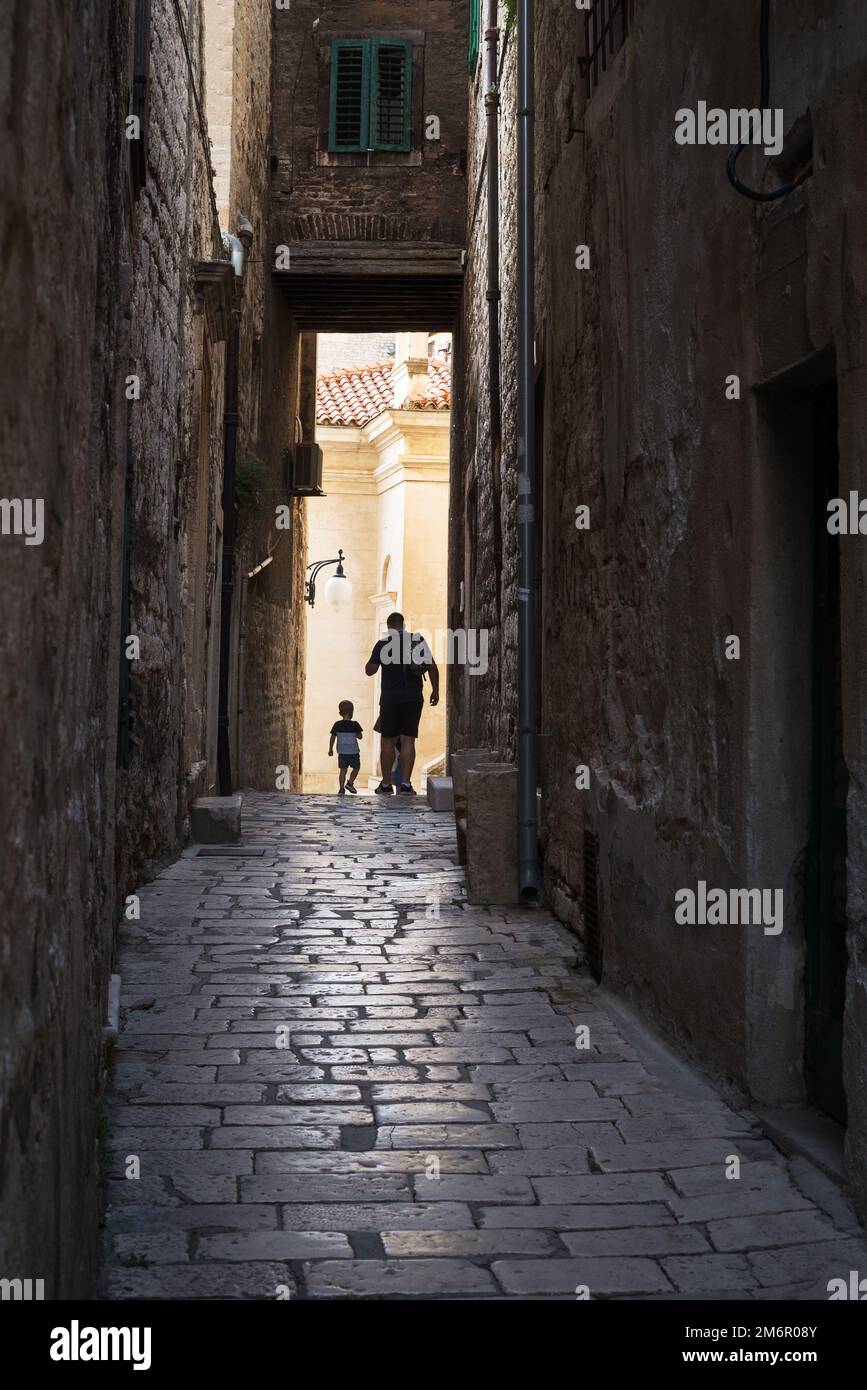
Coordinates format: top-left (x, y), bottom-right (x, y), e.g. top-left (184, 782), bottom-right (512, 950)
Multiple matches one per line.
top-left (306, 550), bottom-right (352, 611)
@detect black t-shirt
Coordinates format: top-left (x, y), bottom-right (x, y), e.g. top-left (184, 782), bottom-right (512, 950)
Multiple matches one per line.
top-left (330, 720), bottom-right (363, 754)
top-left (369, 631), bottom-right (432, 705)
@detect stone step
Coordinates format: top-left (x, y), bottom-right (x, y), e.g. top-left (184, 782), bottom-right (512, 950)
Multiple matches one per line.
top-left (190, 794), bottom-right (243, 845)
top-left (426, 776), bottom-right (454, 812)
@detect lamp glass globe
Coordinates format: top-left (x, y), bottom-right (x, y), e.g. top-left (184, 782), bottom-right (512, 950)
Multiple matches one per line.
top-left (324, 572), bottom-right (352, 613)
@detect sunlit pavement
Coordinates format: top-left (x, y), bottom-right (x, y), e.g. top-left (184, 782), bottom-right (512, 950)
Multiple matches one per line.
top-left (99, 794), bottom-right (867, 1299)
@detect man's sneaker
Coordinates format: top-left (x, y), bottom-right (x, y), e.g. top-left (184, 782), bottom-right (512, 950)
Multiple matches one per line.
top-left (375, 782), bottom-right (394, 795)
top-left (338, 787), bottom-right (346, 795)
top-left (398, 783), bottom-right (416, 795)
top-left (346, 783), bottom-right (358, 794)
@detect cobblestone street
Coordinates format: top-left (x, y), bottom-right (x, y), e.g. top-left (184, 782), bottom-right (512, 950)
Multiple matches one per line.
top-left (99, 794), bottom-right (867, 1300)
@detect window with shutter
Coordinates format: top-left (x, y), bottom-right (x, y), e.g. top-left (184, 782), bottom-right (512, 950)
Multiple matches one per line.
top-left (328, 38), bottom-right (412, 155)
top-left (329, 40), bottom-right (370, 152)
top-left (370, 39), bottom-right (412, 152)
top-left (468, 0), bottom-right (481, 74)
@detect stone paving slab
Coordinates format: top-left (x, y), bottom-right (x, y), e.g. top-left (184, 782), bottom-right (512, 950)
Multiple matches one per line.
top-left (98, 792), bottom-right (864, 1300)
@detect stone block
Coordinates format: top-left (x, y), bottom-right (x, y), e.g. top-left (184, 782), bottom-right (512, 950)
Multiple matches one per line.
top-left (449, 749), bottom-right (499, 863)
top-left (426, 775), bottom-right (454, 811)
top-left (191, 794), bottom-right (243, 844)
top-left (466, 765), bottom-right (520, 905)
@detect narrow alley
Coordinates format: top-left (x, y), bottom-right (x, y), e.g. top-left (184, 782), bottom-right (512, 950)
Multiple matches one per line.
top-left (5, 0), bottom-right (867, 1343)
top-left (100, 795), bottom-right (867, 1300)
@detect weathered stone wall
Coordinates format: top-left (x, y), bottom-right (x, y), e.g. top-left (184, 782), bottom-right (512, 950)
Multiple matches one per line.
top-left (448, 5), bottom-right (518, 760)
top-left (0, 0), bottom-right (235, 1294)
top-left (0, 0), bottom-right (128, 1298)
top-left (213, 0), bottom-right (308, 795)
top-left (204, 0), bottom-right (235, 222)
top-left (452, 0), bottom-right (867, 1219)
top-left (317, 333), bottom-right (396, 374)
top-left (234, 300), bottom-right (307, 792)
top-left (115, 0), bottom-right (226, 891)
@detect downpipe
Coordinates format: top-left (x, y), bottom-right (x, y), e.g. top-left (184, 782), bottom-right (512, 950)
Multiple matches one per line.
top-left (485, 0), bottom-right (504, 596)
top-left (517, 0), bottom-right (541, 903)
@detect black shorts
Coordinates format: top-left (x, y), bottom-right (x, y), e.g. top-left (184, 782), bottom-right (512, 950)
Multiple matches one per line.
top-left (379, 701), bottom-right (424, 739)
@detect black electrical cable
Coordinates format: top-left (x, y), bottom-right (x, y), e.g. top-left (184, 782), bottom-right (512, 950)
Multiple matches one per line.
top-left (726, 0), bottom-right (795, 202)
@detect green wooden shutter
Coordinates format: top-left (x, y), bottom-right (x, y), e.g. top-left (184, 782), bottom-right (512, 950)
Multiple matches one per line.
top-left (329, 40), bottom-right (370, 152)
top-left (370, 38), bottom-right (412, 152)
top-left (469, 0), bottom-right (481, 73)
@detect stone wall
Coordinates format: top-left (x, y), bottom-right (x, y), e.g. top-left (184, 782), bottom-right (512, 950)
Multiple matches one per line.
top-left (0, 0), bottom-right (126, 1300)
top-left (0, 0), bottom-right (235, 1294)
top-left (317, 333), bottom-right (396, 375)
top-left (448, 4), bottom-right (518, 759)
top-left (206, 0), bottom-right (308, 796)
top-left (115, 0), bottom-right (226, 892)
top-left (451, 0), bottom-right (867, 1220)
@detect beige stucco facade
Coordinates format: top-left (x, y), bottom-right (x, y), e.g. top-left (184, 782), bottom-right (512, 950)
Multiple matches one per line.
top-left (303, 409), bottom-right (449, 793)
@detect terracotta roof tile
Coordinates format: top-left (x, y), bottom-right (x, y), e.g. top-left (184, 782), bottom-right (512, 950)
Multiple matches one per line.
top-left (316, 358), bottom-right (451, 427)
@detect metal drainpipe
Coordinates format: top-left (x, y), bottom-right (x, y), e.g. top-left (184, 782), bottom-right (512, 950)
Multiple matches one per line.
top-left (517, 0), bottom-right (541, 903)
top-left (485, 0), bottom-right (504, 600)
top-left (236, 572), bottom-right (249, 786)
top-left (217, 224), bottom-right (251, 796)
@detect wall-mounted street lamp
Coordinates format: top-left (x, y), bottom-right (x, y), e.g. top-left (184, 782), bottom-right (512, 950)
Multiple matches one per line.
top-left (306, 549), bottom-right (352, 612)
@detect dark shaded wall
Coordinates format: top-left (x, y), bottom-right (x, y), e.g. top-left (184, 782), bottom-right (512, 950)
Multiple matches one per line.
top-left (448, 6), bottom-right (518, 761)
top-left (0, 0), bottom-right (229, 1293)
top-left (115, 0), bottom-right (227, 893)
top-left (451, 0), bottom-right (867, 1219)
top-left (0, 0), bottom-right (126, 1301)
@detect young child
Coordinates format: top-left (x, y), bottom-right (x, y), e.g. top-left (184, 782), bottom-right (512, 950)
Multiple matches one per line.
top-left (328, 701), bottom-right (363, 795)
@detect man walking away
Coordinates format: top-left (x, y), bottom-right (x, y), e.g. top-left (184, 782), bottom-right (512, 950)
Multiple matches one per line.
top-left (366, 612), bottom-right (439, 796)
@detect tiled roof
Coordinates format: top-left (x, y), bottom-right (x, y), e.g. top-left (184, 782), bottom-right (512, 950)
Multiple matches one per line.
top-left (316, 358), bottom-right (451, 427)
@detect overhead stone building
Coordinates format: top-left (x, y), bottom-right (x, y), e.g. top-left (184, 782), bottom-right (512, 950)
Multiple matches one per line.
top-left (449, 0), bottom-right (867, 1221)
top-left (269, 0), bottom-right (468, 335)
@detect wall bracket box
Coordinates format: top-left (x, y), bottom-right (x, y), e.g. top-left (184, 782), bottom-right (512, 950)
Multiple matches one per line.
top-left (284, 442), bottom-right (325, 496)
